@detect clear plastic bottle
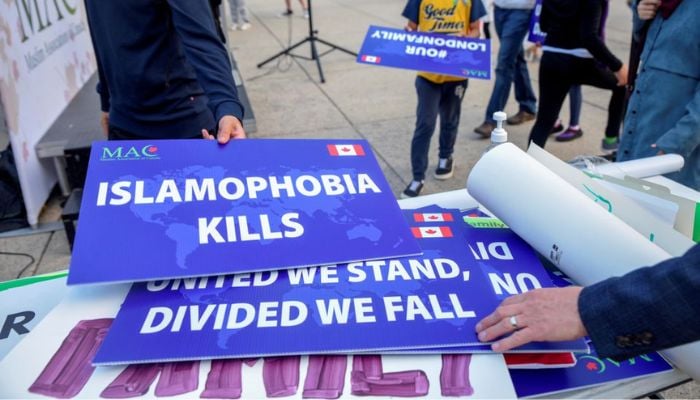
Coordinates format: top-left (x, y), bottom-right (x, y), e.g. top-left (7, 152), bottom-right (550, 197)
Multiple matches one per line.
top-left (483, 111), bottom-right (508, 155)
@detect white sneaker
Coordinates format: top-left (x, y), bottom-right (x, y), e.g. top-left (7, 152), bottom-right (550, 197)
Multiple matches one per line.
top-left (230, 23), bottom-right (239, 31)
top-left (239, 22), bottom-right (251, 30)
top-left (303, 10), bottom-right (310, 19)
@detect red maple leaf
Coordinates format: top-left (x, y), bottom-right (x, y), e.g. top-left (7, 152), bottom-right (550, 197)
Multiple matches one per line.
top-left (586, 361), bottom-right (598, 371)
top-left (340, 147), bottom-right (351, 153)
top-left (428, 215), bottom-right (438, 220)
top-left (148, 146), bottom-right (158, 153)
top-left (425, 229), bottom-right (436, 234)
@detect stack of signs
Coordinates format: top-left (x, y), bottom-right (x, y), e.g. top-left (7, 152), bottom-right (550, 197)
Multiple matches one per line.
top-left (92, 206), bottom-right (587, 365)
top-left (357, 25), bottom-right (491, 80)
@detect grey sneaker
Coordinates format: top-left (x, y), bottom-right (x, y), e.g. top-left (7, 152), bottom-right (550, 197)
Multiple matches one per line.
top-left (474, 121), bottom-right (495, 138)
top-left (601, 137), bottom-right (619, 153)
top-left (401, 180), bottom-right (424, 198)
top-left (434, 157), bottom-right (454, 180)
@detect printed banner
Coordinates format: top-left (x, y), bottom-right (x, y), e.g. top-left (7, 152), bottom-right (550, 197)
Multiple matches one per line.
top-left (0, 271), bottom-right (68, 361)
top-left (0, 284), bottom-right (516, 399)
top-left (0, 0), bottom-right (96, 226)
top-left (95, 208), bottom-right (564, 365)
top-left (68, 139), bottom-right (421, 285)
top-left (357, 25), bottom-right (491, 80)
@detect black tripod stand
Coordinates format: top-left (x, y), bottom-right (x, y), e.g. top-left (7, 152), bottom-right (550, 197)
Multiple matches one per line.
top-left (256, 0), bottom-right (357, 83)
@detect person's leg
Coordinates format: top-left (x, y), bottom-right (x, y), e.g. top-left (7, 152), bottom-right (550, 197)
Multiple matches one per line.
top-left (434, 79), bottom-right (468, 180)
top-left (483, 7), bottom-right (531, 123)
top-left (229, 0), bottom-right (240, 24)
top-left (298, 0), bottom-right (308, 11)
top-left (410, 77), bottom-right (441, 182)
top-left (528, 53), bottom-right (572, 148)
top-left (239, 0), bottom-right (250, 24)
top-left (510, 9), bottom-right (537, 115)
top-left (577, 60), bottom-right (625, 141)
top-left (438, 80), bottom-right (468, 160)
top-left (568, 85), bottom-right (582, 127)
top-left (553, 84), bottom-right (583, 141)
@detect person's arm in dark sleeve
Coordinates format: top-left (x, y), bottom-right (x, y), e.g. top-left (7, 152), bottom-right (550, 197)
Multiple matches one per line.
top-left (167, 0), bottom-right (244, 124)
top-left (579, 244), bottom-right (700, 360)
top-left (402, 0), bottom-right (420, 30)
top-left (579, 0), bottom-right (622, 72)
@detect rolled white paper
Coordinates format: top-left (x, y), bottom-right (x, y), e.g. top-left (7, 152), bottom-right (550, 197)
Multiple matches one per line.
top-left (466, 143), bottom-right (699, 381)
top-left (596, 154), bottom-right (685, 179)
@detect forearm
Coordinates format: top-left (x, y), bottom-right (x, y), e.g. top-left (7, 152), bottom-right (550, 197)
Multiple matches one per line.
top-left (167, 0), bottom-right (245, 122)
top-left (579, 245), bottom-right (700, 360)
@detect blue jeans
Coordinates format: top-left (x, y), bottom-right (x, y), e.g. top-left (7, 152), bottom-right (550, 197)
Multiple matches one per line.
top-left (410, 76), bottom-right (468, 181)
top-left (568, 85), bottom-right (582, 126)
top-left (484, 6), bottom-right (537, 122)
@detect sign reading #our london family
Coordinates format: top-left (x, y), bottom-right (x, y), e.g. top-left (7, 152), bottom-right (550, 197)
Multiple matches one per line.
top-left (68, 139), bottom-right (421, 285)
top-left (93, 208), bottom-right (560, 365)
top-left (357, 25), bottom-right (491, 79)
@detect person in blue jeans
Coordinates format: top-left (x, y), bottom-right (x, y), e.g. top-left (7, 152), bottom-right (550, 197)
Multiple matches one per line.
top-left (551, 85), bottom-right (584, 141)
top-left (400, 0), bottom-right (486, 198)
top-left (474, 0), bottom-right (538, 137)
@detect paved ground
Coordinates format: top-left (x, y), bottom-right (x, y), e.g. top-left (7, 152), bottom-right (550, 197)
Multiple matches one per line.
top-left (0, 0), bottom-right (697, 396)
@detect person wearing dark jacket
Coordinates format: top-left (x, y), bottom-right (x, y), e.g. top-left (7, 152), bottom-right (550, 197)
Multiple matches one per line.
top-left (85, 0), bottom-right (245, 143)
top-left (527, 0), bottom-right (627, 150)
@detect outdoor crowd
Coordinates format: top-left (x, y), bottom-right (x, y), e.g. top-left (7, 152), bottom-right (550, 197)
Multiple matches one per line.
top-left (83, 0), bottom-right (698, 367)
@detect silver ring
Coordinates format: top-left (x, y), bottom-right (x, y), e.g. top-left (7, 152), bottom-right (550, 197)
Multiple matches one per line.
top-left (509, 315), bottom-right (519, 330)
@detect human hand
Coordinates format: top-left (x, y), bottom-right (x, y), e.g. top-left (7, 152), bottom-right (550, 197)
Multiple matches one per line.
top-left (475, 287), bottom-right (587, 352)
top-left (615, 64), bottom-right (629, 86)
top-left (202, 115), bottom-right (246, 144)
top-left (637, 0), bottom-right (661, 20)
top-left (100, 112), bottom-right (109, 137)
top-left (405, 21), bottom-right (417, 32)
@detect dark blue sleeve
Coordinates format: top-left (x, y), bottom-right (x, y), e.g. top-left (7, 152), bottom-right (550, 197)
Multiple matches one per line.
top-left (167, 0), bottom-right (244, 122)
top-left (402, 0), bottom-right (421, 24)
top-left (579, 244), bottom-right (700, 360)
top-left (470, 0), bottom-right (487, 22)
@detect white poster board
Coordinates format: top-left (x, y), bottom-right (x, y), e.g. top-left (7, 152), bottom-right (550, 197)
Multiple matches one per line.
top-left (0, 0), bottom-right (95, 226)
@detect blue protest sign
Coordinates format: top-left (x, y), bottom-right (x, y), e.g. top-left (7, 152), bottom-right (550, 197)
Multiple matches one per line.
top-left (509, 344), bottom-right (673, 397)
top-left (94, 209), bottom-right (564, 365)
top-left (528, 0), bottom-right (546, 44)
top-left (68, 139), bottom-right (421, 285)
top-left (357, 25), bottom-right (491, 80)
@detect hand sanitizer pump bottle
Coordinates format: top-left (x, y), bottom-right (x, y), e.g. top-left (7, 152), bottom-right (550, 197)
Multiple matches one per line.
top-left (483, 111), bottom-right (508, 155)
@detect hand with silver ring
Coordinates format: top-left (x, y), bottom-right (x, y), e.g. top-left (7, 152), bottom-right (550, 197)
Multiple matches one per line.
top-left (509, 315), bottom-right (519, 330)
top-left (475, 287), bottom-right (587, 352)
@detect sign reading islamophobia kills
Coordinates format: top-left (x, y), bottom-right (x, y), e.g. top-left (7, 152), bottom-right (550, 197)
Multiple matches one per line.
top-left (68, 139), bottom-right (422, 286)
top-left (357, 25), bottom-right (491, 79)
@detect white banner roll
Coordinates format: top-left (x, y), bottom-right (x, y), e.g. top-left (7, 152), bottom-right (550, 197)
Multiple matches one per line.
top-left (596, 154), bottom-right (685, 179)
top-left (466, 143), bottom-right (699, 381)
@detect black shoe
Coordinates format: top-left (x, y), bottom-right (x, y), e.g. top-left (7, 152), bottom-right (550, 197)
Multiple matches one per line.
top-left (550, 121), bottom-right (565, 134)
top-left (401, 180), bottom-right (424, 198)
top-left (507, 111), bottom-right (536, 125)
top-left (474, 121), bottom-right (495, 138)
top-left (434, 157), bottom-right (454, 180)
top-left (279, 9), bottom-right (293, 17)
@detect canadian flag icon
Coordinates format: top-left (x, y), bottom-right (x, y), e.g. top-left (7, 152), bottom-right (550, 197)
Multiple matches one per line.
top-left (327, 144), bottom-right (366, 156)
top-left (361, 55), bottom-right (381, 64)
top-left (411, 226), bottom-right (453, 238)
top-left (413, 213), bottom-right (454, 222)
